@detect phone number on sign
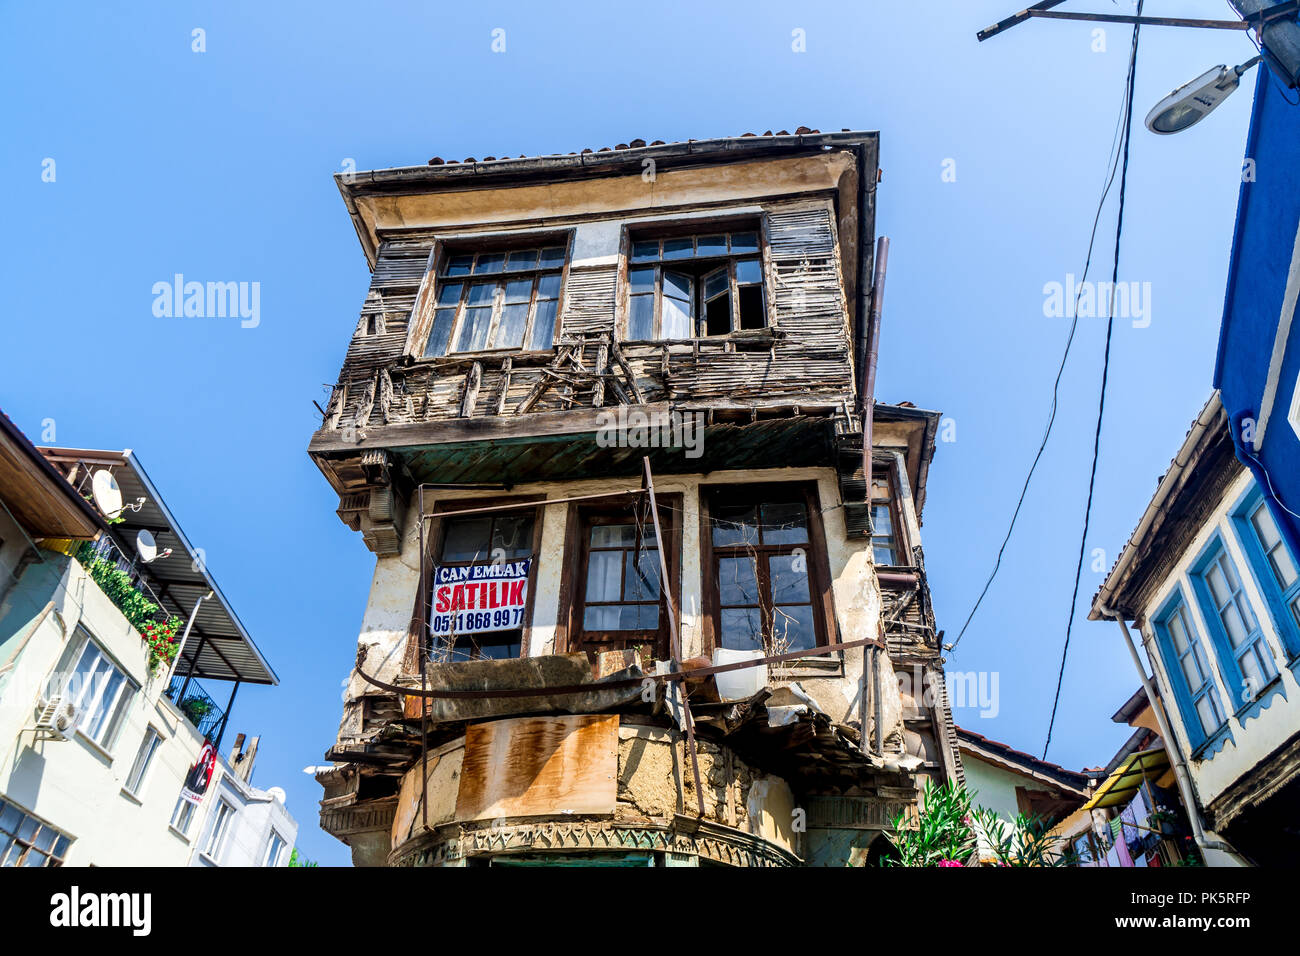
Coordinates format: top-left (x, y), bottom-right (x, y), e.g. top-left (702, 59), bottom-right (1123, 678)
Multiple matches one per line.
top-left (431, 608), bottom-right (524, 633)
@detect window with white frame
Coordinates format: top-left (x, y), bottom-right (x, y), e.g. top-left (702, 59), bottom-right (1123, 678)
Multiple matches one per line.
top-left (58, 632), bottom-right (138, 750)
top-left (203, 800), bottom-right (234, 861)
top-left (264, 830), bottom-right (287, 868)
top-left (123, 726), bottom-right (162, 797)
top-left (1246, 498), bottom-right (1300, 634)
top-left (1193, 543), bottom-right (1279, 703)
top-left (170, 793), bottom-right (195, 836)
top-left (1154, 597), bottom-right (1227, 745)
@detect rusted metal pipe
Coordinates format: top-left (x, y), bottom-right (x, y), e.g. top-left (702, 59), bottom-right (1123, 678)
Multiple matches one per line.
top-left (861, 236), bottom-right (890, 484)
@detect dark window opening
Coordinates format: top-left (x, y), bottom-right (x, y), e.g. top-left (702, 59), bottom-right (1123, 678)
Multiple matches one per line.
top-left (625, 227), bottom-right (765, 340)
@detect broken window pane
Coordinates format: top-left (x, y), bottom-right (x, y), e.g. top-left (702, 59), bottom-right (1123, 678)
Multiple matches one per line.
top-left (631, 240), bottom-right (659, 262)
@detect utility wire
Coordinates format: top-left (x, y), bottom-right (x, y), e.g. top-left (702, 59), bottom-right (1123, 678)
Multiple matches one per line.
top-left (946, 30), bottom-right (1136, 655)
top-left (1043, 2), bottom-right (1145, 760)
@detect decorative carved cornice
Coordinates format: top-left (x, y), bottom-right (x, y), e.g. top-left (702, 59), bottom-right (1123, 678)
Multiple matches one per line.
top-left (390, 815), bottom-right (801, 868)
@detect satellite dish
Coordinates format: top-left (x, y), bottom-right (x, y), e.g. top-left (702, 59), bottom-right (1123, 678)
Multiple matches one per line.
top-left (136, 530), bottom-right (157, 562)
top-left (91, 470), bottom-right (123, 519)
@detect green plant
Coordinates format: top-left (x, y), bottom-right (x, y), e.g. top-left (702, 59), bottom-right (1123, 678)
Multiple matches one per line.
top-left (288, 848), bottom-right (319, 868)
top-left (73, 543), bottom-right (179, 675)
top-left (971, 808), bottom-right (1070, 867)
top-left (179, 696), bottom-right (215, 727)
top-left (880, 781), bottom-right (1071, 867)
top-left (882, 780), bottom-right (978, 867)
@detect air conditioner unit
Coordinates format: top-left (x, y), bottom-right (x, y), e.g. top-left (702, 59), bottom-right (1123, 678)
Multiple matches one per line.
top-left (33, 696), bottom-right (80, 741)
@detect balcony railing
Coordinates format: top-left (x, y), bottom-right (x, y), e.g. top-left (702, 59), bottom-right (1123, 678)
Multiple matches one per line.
top-left (166, 675), bottom-right (225, 742)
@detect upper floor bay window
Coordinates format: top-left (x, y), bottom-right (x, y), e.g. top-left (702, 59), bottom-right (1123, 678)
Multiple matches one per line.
top-left (422, 244), bottom-right (566, 357)
top-left (1191, 541), bottom-right (1279, 703)
top-left (626, 227), bottom-right (765, 340)
top-left (1153, 595), bottom-right (1227, 749)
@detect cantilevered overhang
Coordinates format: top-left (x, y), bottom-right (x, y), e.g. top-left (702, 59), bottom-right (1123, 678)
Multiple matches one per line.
top-left (39, 447), bottom-right (278, 686)
top-left (311, 406), bottom-right (840, 493)
top-left (0, 411), bottom-right (102, 541)
top-left (1088, 393), bottom-right (1241, 622)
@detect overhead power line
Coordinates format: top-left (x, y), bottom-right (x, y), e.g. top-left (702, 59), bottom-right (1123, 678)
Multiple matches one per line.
top-left (1043, 1), bottom-right (1145, 761)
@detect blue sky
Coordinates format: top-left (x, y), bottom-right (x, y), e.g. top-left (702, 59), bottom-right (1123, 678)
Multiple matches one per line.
top-left (0, 1), bottom-right (1261, 864)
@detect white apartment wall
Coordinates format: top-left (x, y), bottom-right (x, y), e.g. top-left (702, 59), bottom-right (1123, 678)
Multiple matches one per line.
top-left (0, 550), bottom-right (298, 866)
top-left (190, 769), bottom-right (298, 867)
top-left (1138, 469), bottom-right (1300, 808)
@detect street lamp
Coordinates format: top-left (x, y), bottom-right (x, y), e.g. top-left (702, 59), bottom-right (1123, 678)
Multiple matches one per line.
top-left (1145, 56), bottom-right (1262, 133)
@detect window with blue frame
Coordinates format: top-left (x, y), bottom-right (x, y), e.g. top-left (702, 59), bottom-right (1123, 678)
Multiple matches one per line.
top-left (1190, 539), bottom-right (1279, 711)
top-left (1153, 595), bottom-right (1227, 747)
top-left (1232, 489), bottom-right (1300, 660)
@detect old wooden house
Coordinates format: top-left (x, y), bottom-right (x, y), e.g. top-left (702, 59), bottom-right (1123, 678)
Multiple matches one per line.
top-left (309, 130), bottom-right (963, 867)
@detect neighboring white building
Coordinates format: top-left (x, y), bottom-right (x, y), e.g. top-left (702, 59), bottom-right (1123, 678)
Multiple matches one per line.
top-left (0, 417), bottom-right (296, 867)
top-left (1092, 393), bottom-right (1300, 865)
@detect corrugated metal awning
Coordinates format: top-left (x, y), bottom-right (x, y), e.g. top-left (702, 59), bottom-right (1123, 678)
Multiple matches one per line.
top-left (38, 447), bottom-right (277, 686)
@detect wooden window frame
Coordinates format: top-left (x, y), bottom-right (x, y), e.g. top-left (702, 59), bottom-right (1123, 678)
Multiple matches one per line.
top-left (407, 494), bottom-right (548, 670)
top-left (871, 457), bottom-right (911, 568)
top-left (406, 231), bottom-right (575, 360)
top-left (618, 218), bottom-right (769, 343)
top-left (555, 493), bottom-right (681, 664)
top-left (698, 481), bottom-right (836, 658)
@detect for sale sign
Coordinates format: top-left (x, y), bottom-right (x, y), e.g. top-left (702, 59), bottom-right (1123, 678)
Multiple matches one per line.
top-left (430, 559), bottom-right (531, 636)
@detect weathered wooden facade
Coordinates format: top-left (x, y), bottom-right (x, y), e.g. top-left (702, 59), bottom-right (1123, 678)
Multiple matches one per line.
top-left (309, 130), bottom-right (963, 866)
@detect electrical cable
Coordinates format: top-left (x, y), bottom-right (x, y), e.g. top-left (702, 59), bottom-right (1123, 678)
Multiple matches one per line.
top-left (946, 29), bottom-right (1138, 655)
top-left (1043, 1), bottom-right (1145, 760)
